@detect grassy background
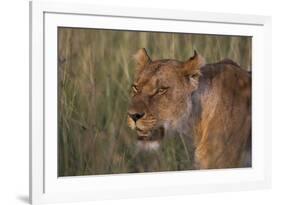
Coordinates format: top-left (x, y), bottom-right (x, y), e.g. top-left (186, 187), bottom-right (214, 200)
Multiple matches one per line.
top-left (58, 27), bottom-right (251, 176)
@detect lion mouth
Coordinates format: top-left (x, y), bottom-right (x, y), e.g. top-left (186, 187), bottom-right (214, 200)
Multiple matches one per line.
top-left (136, 128), bottom-right (164, 151)
top-left (137, 135), bottom-right (150, 141)
top-left (136, 127), bottom-right (164, 142)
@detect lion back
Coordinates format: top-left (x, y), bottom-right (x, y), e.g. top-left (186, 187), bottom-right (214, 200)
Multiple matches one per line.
top-left (192, 59), bottom-right (251, 169)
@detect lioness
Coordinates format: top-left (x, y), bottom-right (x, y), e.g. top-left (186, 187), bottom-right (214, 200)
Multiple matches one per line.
top-left (127, 48), bottom-right (251, 169)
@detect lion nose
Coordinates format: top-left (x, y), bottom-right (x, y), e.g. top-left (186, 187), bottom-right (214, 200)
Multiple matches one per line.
top-left (129, 112), bottom-right (145, 122)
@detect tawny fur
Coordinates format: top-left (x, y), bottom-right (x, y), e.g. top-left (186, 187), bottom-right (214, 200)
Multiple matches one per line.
top-left (128, 48), bottom-right (251, 169)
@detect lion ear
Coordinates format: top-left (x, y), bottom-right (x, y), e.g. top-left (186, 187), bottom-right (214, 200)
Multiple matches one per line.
top-left (182, 50), bottom-right (205, 78)
top-left (133, 48), bottom-right (151, 70)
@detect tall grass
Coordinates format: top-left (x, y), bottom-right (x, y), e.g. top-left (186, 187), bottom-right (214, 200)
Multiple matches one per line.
top-left (58, 28), bottom-right (251, 176)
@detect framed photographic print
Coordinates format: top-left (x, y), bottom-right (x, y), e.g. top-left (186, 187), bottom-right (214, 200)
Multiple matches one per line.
top-left (30, 1), bottom-right (271, 204)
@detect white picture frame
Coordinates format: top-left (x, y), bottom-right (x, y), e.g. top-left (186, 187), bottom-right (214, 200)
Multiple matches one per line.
top-left (30, 1), bottom-right (272, 204)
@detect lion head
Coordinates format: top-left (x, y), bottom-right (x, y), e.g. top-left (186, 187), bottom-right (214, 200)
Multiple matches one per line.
top-left (127, 48), bottom-right (205, 150)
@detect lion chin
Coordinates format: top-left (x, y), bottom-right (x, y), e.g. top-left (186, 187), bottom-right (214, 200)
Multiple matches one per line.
top-left (136, 140), bottom-right (160, 151)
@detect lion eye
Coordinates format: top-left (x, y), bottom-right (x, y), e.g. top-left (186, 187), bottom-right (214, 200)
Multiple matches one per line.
top-left (157, 87), bottom-right (168, 95)
top-left (132, 85), bottom-right (138, 94)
